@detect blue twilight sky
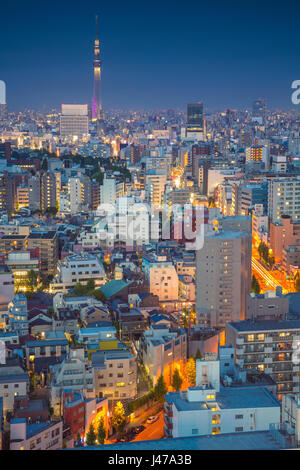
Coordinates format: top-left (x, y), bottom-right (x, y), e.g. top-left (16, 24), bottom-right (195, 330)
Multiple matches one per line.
top-left (1, 0), bottom-right (300, 112)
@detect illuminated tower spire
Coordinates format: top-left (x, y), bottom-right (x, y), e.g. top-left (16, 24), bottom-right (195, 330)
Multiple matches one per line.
top-left (92, 14), bottom-right (102, 120)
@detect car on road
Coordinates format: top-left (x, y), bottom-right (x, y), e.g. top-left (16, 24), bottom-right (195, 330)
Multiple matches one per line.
top-left (147, 415), bottom-right (159, 424)
top-left (133, 425), bottom-right (145, 434)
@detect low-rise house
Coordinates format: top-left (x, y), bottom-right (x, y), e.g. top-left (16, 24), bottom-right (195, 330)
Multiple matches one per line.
top-left (49, 349), bottom-right (95, 416)
top-left (92, 349), bottom-right (137, 401)
top-left (49, 253), bottom-right (105, 294)
top-left (0, 357), bottom-right (29, 416)
top-left (142, 324), bottom-right (187, 386)
top-left (77, 324), bottom-right (117, 345)
top-left (10, 418), bottom-right (63, 450)
top-left (63, 390), bottom-right (109, 442)
top-left (112, 301), bottom-right (147, 341)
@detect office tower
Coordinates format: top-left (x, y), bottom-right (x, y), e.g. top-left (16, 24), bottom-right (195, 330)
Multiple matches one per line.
top-left (100, 175), bottom-right (125, 205)
top-left (80, 176), bottom-right (92, 209)
top-left (67, 177), bottom-right (81, 212)
top-left (268, 177), bottom-right (300, 223)
top-left (28, 175), bottom-right (40, 211)
top-left (60, 104), bottom-right (89, 138)
top-left (92, 15), bottom-right (102, 121)
top-left (145, 171), bottom-right (167, 207)
top-left (0, 80), bottom-right (8, 120)
top-left (40, 172), bottom-right (57, 212)
top-left (0, 172), bottom-right (14, 214)
top-left (91, 181), bottom-right (100, 210)
top-left (0, 142), bottom-right (11, 160)
top-left (130, 144), bottom-right (141, 164)
top-left (196, 230), bottom-right (252, 328)
top-left (245, 145), bottom-right (268, 166)
top-left (191, 143), bottom-right (210, 178)
top-left (238, 182), bottom-right (268, 216)
top-left (27, 231), bottom-right (59, 277)
top-left (288, 131), bottom-right (300, 157)
top-left (186, 102), bottom-right (204, 139)
top-left (252, 98), bottom-right (266, 124)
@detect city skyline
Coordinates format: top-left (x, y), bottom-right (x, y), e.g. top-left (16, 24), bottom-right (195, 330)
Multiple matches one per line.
top-left (1, 0), bottom-right (300, 111)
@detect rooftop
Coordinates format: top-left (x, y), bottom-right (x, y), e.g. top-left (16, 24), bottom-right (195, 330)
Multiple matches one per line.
top-left (165, 386), bottom-right (280, 411)
top-left (227, 319), bottom-right (300, 333)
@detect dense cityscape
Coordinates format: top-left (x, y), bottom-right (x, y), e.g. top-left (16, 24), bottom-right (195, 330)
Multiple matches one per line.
top-left (1, 1), bottom-right (300, 456)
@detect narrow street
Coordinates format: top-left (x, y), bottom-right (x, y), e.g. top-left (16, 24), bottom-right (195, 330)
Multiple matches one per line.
top-left (132, 410), bottom-right (164, 442)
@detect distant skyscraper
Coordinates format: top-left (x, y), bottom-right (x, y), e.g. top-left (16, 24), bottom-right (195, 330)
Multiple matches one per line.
top-left (92, 15), bottom-right (102, 121)
top-left (252, 98), bottom-right (266, 124)
top-left (60, 104), bottom-right (89, 138)
top-left (0, 80), bottom-right (8, 120)
top-left (186, 102), bottom-right (204, 139)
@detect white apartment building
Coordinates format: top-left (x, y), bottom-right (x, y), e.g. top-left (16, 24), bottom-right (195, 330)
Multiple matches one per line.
top-left (68, 177), bottom-right (82, 212)
top-left (145, 171), bottom-right (167, 207)
top-left (92, 349), bottom-right (137, 400)
top-left (142, 324), bottom-right (187, 386)
top-left (0, 359), bottom-right (29, 415)
top-left (0, 264), bottom-right (14, 309)
top-left (164, 356), bottom-right (280, 438)
top-left (268, 177), bottom-right (300, 223)
top-left (143, 254), bottom-right (178, 302)
top-left (100, 176), bottom-right (125, 206)
top-left (49, 349), bottom-right (95, 415)
top-left (49, 253), bottom-right (105, 294)
top-left (77, 325), bottom-right (117, 345)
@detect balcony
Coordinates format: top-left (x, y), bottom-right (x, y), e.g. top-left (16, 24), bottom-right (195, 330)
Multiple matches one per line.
top-left (164, 415), bottom-right (173, 430)
top-left (164, 425), bottom-right (172, 438)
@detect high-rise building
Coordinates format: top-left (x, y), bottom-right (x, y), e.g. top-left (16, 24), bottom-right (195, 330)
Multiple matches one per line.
top-left (186, 103), bottom-right (204, 139)
top-left (40, 172), bottom-right (57, 212)
top-left (27, 231), bottom-right (59, 277)
top-left (252, 98), bottom-right (266, 123)
top-left (92, 15), bottom-right (102, 121)
top-left (28, 175), bottom-right (40, 212)
top-left (60, 104), bottom-right (89, 138)
top-left (268, 177), bottom-right (300, 223)
top-left (245, 145), bottom-right (269, 166)
top-left (196, 229), bottom-right (252, 327)
top-left (226, 319), bottom-right (300, 400)
top-left (0, 80), bottom-right (8, 120)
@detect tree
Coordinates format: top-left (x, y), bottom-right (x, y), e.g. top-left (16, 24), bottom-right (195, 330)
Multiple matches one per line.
top-left (111, 401), bottom-right (126, 436)
top-left (154, 374), bottom-right (168, 402)
top-left (75, 432), bottom-right (83, 447)
top-left (186, 357), bottom-right (196, 386)
top-left (195, 348), bottom-right (202, 360)
top-left (86, 423), bottom-right (96, 446)
top-left (93, 289), bottom-right (106, 303)
top-left (97, 416), bottom-right (106, 445)
top-left (25, 269), bottom-right (38, 294)
top-left (45, 206), bottom-right (58, 216)
top-left (171, 368), bottom-right (183, 391)
top-left (251, 275), bottom-right (260, 294)
top-left (86, 279), bottom-right (96, 291)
